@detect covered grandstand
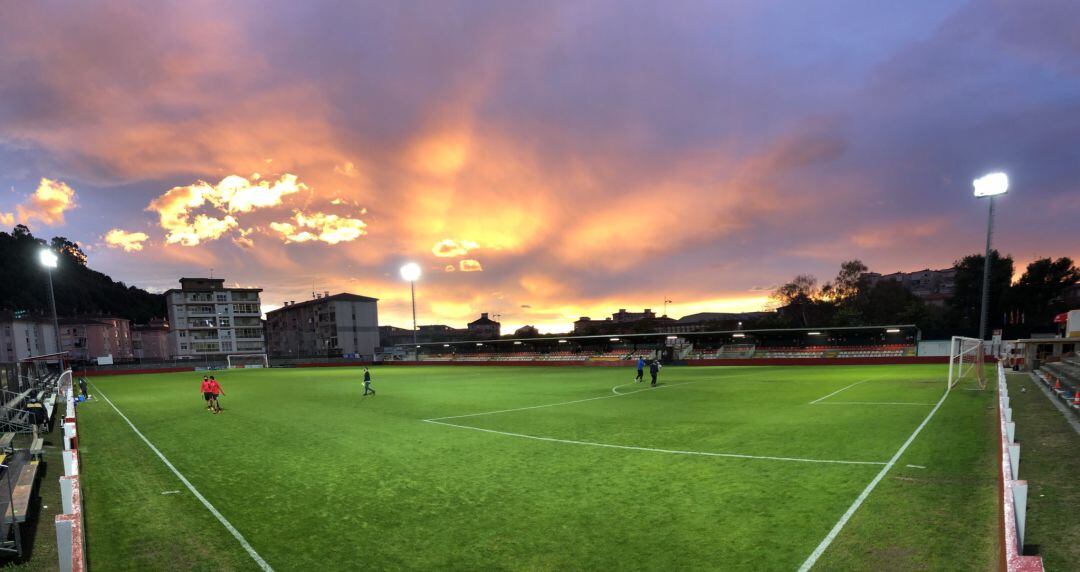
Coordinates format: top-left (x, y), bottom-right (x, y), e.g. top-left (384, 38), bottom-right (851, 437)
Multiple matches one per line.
top-left (398, 324), bottom-right (924, 365)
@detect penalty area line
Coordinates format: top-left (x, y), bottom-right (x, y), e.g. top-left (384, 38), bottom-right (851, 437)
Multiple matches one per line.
top-left (91, 383), bottom-right (274, 572)
top-left (423, 419), bottom-right (887, 466)
top-left (796, 383), bottom-right (951, 572)
top-left (808, 378), bottom-right (874, 404)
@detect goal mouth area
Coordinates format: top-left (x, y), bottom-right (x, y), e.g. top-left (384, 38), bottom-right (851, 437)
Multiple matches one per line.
top-left (226, 354), bottom-right (269, 369)
top-left (948, 336), bottom-right (987, 390)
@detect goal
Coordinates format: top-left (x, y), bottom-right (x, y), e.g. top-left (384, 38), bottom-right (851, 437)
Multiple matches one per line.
top-left (948, 336), bottom-right (986, 390)
top-left (226, 354), bottom-right (269, 369)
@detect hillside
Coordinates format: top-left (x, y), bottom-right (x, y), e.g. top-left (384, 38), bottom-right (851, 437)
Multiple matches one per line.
top-left (0, 225), bottom-right (165, 324)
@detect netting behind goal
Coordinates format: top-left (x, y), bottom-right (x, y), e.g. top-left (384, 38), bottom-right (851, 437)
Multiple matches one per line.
top-left (226, 354), bottom-right (269, 369)
top-left (948, 336), bottom-right (985, 390)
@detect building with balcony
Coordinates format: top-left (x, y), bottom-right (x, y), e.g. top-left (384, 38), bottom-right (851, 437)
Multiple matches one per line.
top-left (59, 317), bottom-right (134, 363)
top-left (864, 268), bottom-right (957, 306)
top-left (165, 278), bottom-right (265, 358)
top-left (133, 318), bottom-right (171, 361)
top-left (0, 312), bottom-right (58, 362)
top-left (264, 292), bottom-right (379, 359)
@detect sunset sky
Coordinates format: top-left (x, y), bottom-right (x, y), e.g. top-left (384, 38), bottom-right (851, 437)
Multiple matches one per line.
top-left (1, 1), bottom-right (1078, 333)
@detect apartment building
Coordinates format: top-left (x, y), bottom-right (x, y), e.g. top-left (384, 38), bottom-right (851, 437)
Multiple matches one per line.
top-left (0, 312), bottom-right (59, 362)
top-left (165, 278), bottom-right (265, 358)
top-left (265, 293), bottom-right (379, 359)
top-left (59, 317), bottom-right (134, 362)
top-left (132, 318), bottom-right (171, 361)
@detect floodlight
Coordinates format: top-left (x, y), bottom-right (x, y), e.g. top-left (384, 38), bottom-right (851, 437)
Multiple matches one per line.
top-left (400, 262), bottom-right (422, 282)
top-left (39, 249), bottom-right (58, 268)
top-left (666, 336), bottom-right (677, 340)
top-left (513, 341), bottom-right (522, 345)
top-left (476, 343), bottom-right (483, 346)
top-left (609, 338), bottom-right (620, 342)
top-left (973, 173), bottom-right (1008, 197)
top-left (443, 344), bottom-right (450, 347)
top-left (732, 333), bottom-right (746, 338)
top-left (558, 339), bottom-right (568, 343)
top-left (808, 332), bottom-right (822, 335)
top-left (886, 328), bottom-right (901, 333)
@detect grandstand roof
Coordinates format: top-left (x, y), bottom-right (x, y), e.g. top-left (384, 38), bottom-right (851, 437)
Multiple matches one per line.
top-left (405, 324), bottom-right (919, 347)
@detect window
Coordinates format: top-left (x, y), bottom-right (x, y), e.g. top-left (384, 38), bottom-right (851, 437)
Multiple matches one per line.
top-left (219, 317), bottom-right (231, 327)
top-left (180, 343), bottom-right (188, 351)
top-left (233, 303), bottom-right (259, 314)
top-left (179, 331), bottom-right (187, 338)
top-left (216, 294), bottom-right (228, 302)
top-left (221, 341), bottom-right (234, 352)
top-left (235, 328), bottom-right (262, 339)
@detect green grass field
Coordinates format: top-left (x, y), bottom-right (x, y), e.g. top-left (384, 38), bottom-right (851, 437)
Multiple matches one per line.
top-left (75, 364), bottom-right (1000, 571)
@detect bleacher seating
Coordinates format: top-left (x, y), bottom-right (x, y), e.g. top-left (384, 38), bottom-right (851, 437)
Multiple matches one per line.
top-left (416, 344), bottom-right (917, 363)
top-left (1035, 355), bottom-right (1080, 412)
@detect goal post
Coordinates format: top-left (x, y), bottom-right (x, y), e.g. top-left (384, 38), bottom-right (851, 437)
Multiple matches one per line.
top-left (226, 354), bottom-right (269, 369)
top-left (948, 336), bottom-right (986, 390)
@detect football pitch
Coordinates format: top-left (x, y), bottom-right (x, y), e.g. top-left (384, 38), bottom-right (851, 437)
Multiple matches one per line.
top-left (76, 364), bottom-right (999, 571)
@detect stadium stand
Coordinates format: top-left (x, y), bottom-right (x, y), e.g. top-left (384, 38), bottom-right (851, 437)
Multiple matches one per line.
top-left (1033, 354), bottom-right (1080, 412)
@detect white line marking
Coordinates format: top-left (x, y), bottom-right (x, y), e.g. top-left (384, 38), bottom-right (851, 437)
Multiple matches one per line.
top-left (424, 419), bottom-right (887, 466)
top-left (814, 401), bottom-right (935, 406)
top-left (797, 383), bottom-right (952, 571)
top-left (430, 379), bottom-right (709, 422)
top-left (161, 490), bottom-right (181, 495)
top-left (808, 378), bottom-right (873, 404)
top-left (92, 383), bottom-right (274, 571)
top-left (905, 464), bottom-right (926, 469)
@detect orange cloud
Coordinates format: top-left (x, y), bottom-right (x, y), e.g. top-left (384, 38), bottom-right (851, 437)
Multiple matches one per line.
top-left (103, 229), bottom-right (150, 252)
top-left (9, 178), bottom-right (78, 227)
top-left (432, 238), bottom-right (479, 257)
top-left (459, 259), bottom-right (483, 272)
top-left (269, 211), bottom-right (367, 244)
top-left (147, 173), bottom-right (305, 245)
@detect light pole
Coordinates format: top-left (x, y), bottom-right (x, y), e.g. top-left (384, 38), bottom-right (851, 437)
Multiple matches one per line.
top-left (972, 172), bottom-right (1009, 341)
top-left (400, 263), bottom-right (421, 360)
top-left (39, 249), bottom-right (62, 357)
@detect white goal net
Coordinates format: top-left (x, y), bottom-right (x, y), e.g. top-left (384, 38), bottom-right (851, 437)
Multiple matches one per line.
top-left (948, 336), bottom-right (986, 390)
top-left (226, 354), bottom-right (269, 369)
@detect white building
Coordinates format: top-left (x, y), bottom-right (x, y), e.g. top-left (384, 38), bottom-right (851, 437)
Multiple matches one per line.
top-left (165, 278), bottom-right (265, 358)
top-left (0, 313), bottom-right (59, 362)
top-left (264, 293), bottom-right (379, 359)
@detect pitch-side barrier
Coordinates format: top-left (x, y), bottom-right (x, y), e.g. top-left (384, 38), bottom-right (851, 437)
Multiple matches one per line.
top-left (996, 362), bottom-right (1043, 572)
top-left (55, 370), bottom-right (86, 572)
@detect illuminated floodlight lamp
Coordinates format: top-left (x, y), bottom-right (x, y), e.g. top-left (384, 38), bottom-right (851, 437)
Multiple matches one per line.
top-left (400, 262), bottom-right (422, 282)
top-left (476, 343), bottom-right (483, 346)
top-left (732, 333), bottom-right (746, 338)
top-left (415, 345), bottom-right (420, 348)
top-left (558, 339), bottom-right (568, 343)
top-left (39, 249), bottom-right (58, 268)
top-left (443, 344), bottom-right (450, 347)
top-left (666, 336), bottom-right (678, 340)
top-left (885, 328), bottom-right (901, 333)
top-left (609, 338), bottom-right (620, 342)
top-left (513, 341), bottom-right (522, 345)
top-left (808, 332), bottom-right (823, 335)
top-left (972, 172), bottom-right (1008, 197)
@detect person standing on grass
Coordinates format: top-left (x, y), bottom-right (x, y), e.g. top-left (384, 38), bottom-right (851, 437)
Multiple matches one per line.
top-left (78, 377), bottom-right (89, 399)
top-left (363, 368), bottom-right (375, 396)
top-left (200, 376), bottom-right (214, 410)
top-left (209, 376), bottom-right (225, 413)
top-left (649, 359), bottom-right (661, 387)
top-left (634, 356), bottom-right (645, 382)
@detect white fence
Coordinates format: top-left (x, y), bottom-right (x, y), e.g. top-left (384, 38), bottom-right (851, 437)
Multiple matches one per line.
top-left (996, 362), bottom-right (1044, 572)
top-left (56, 370), bottom-right (86, 572)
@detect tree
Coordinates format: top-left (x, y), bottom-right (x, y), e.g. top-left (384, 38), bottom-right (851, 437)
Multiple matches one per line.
top-left (947, 250), bottom-right (1013, 337)
top-left (772, 275), bottom-right (829, 327)
top-left (1009, 257), bottom-right (1079, 332)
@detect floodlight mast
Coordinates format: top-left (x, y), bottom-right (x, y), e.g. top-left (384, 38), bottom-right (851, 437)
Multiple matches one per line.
top-left (400, 263), bottom-right (422, 359)
top-left (972, 173), bottom-right (1008, 341)
top-left (39, 250), bottom-right (62, 356)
